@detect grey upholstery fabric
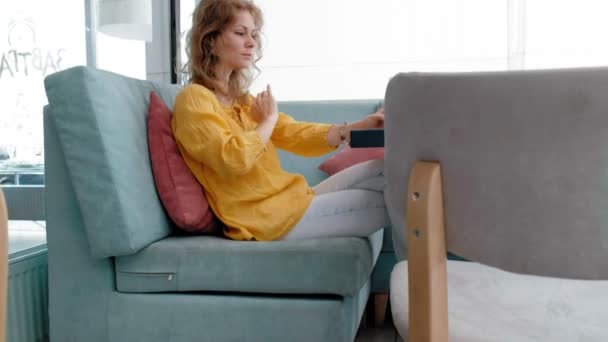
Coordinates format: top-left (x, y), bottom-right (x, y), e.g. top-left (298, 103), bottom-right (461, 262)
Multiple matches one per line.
top-left (385, 67), bottom-right (608, 279)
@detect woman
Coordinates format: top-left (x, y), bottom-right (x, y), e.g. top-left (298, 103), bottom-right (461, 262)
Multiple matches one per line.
top-left (173, 0), bottom-right (389, 241)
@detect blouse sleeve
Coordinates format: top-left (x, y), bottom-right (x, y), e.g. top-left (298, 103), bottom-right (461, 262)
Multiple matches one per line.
top-left (172, 86), bottom-right (266, 176)
top-left (270, 112), bottom-right (338, 157)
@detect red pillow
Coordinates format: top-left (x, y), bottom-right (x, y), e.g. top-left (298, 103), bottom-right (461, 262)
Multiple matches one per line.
top-left (319, 146), bottom-right (384, 175)
top-left (147, 91), bottom-right (218, 234)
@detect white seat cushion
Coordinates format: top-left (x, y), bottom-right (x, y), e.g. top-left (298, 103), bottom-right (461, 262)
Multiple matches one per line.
top-left (390, 260), bottom-right (608, 342)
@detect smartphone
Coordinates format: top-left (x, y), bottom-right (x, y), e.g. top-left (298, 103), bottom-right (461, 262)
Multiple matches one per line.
top-left (349, 129), bottom-right (385, 148)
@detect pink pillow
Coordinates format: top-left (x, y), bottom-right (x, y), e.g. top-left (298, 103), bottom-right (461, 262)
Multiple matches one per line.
top-left (147, 91), bottom-right (218, 234)
top-left (319, 146), bottom-right (384, 175)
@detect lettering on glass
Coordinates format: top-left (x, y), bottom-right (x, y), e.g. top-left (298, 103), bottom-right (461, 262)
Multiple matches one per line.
top-left (1, 19), bottom-right (66, 79)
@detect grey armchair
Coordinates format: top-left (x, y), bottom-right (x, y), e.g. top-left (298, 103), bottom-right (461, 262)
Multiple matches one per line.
top-left (384, 68), bottom-right (608, 341)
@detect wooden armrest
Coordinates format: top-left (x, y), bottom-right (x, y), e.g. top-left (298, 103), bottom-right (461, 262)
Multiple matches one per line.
top-left (406, 162), bottom-right (448, 342)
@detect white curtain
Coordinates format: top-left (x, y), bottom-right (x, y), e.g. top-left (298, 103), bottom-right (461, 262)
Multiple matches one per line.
top-left (251, 0), bottom-right (608, 100)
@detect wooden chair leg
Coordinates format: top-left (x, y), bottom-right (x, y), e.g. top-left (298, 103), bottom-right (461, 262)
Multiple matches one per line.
top-left (406, 162), bottom-right (448, 342)
top-left (1, 189), bottom-right (8, 342)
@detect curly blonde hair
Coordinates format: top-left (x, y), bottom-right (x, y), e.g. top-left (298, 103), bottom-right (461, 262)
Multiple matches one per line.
top-left (183, 0), bottom-right (263, 104)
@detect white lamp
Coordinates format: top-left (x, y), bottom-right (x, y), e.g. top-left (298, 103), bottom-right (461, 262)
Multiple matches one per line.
top-left (97, 0), bottom-right (153, 41)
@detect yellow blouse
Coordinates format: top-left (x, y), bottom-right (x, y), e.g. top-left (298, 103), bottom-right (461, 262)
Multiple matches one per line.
top-left (172, 84), bottom-right (337, 241)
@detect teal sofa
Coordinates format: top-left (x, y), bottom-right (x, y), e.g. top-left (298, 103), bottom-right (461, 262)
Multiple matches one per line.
top-left (43, 66), bottom-right (395, 342)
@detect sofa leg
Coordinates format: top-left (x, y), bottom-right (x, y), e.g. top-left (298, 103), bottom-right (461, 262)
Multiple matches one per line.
top-left (374, 294), bottom-right (389, 326)
top-left (365, 293), bottom-right (390, 327)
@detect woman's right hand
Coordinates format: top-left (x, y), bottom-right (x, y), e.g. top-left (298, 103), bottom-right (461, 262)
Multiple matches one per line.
top-left (252, 85), bottom-right (279, 144)
top-left (251, 84), bottom-right (278, 124)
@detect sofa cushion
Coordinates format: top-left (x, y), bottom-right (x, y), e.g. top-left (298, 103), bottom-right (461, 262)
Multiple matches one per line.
top-left (147, 91), bottom-right (218, 234)
top-left (319, 146), bottom-right (384, 176)
top-left (115, 230), bottom-right (383, 296)
top-left (44, 66), bottom-right (181, 258)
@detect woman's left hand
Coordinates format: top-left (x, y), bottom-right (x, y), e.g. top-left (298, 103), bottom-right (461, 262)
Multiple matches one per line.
top-left (364, 107), bottom-right (384, 128)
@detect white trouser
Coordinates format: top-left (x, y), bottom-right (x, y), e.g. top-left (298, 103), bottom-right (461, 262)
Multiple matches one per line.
top-left (278, 159), bottom-right (389, 240)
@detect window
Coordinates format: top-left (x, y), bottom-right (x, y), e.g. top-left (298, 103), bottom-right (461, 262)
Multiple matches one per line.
top-left (0, 0), bottom-right (148, 186)
top-left (524, 0), bottom-right (608, 69)
top-left (178, 0), bottom-right (198, 85)
top-left (252, 0), bottom-right (507, 101)
top-left (96, 32), bottom-right (146, 80)
top-left (251, 0), bottom-right (608, 101)
top-left (1, 1), bottom-right (87, 264)
top-left (2, 0), bottom-right (152, 260)
top-left (0, 1), bottom-right (87, 184)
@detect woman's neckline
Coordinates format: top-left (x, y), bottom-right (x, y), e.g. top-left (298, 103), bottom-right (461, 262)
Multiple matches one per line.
top-left (213, 91), bottom-right (234, 108)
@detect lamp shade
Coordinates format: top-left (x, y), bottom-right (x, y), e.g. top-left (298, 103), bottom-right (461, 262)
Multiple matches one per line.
top-left (97, 0), bottom-right (152, 41)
